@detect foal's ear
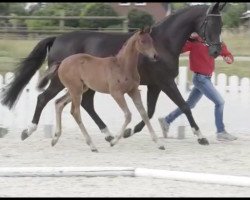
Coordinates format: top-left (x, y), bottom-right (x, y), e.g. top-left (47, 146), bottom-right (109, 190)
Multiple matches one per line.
top-left (139, 28), bottom-right (144, 34)
top-left (143, 26), bottom-right (152, 34)
top-left (139, 26), bottom-right (152, 35)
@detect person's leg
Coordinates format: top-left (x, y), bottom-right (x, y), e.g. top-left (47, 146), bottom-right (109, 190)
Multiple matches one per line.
top-left (193, 74), bottom-right (225, 132)
top-left (164, 87), bottom-right (203, 124)
top-left (159, 75), bottom-right (203, 137)
top-left (193, 74), bottom-right (237, 140)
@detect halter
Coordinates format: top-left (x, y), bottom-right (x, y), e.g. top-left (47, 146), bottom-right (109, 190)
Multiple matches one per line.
top-left (200, 7), bottom-right (222, 47)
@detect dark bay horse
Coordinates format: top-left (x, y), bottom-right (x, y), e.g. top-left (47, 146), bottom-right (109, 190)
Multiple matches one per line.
top-left (1, 3), bottom-right (226, 145)
top-left (38, 28), bottom-right (165, 151)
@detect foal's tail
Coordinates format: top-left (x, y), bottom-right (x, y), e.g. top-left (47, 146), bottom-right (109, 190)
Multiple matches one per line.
top-left (0, 36), bottom-right (56, 109)
top-left (37, 63), bottom-right (60, 90)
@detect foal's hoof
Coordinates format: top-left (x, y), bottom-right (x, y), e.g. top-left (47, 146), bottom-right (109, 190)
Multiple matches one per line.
top-left (159, 146), bottom-right (166, 150)
top-left (91, 149), bottom-right (99, 153)
top-left (198, 138), bottom-right (209, 145)
top-left (123, 128), bottom-right (132, 138)
top-left (21, 129), bottom-right (29, 141)
top-left (105, 135), bottom-right (114, 142)
top-left (110, 140), bottom-right (116, 147)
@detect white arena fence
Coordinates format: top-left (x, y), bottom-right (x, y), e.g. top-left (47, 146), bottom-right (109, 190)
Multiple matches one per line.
top-left (0, 66), bottom-right (250, 138)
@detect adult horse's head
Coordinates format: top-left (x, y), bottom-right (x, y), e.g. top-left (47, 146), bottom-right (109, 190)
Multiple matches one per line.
top-left (196, 3), bottom-right (226, 58)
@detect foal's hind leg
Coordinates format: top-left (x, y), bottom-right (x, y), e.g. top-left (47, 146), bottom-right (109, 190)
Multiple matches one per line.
top-left (70, 90), bottom-right (98, 152)
top-left (128, 88), bottom-right (165, 150)
top-left (21, 76), bottom-right (64, 140)
top-left (52, 92), bottom-right (71, 146)
top-left (109, 92), bottom-right (131, 147)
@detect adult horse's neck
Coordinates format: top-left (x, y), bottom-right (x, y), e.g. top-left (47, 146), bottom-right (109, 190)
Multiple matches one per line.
top-left (151, 5), bottom-right (208, 57)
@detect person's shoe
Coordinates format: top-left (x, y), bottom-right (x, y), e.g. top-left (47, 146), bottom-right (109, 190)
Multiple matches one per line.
top-left (217, 131), bottom-right (237, 141)
top-left (158, 118), bottom-right (170, 138)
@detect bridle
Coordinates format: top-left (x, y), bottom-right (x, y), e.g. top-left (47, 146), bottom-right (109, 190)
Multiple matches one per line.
top-left (200, 7), bottom-right (222, 47)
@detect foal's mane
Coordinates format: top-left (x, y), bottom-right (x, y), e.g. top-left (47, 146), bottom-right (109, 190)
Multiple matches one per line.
top-left (116, 30), bottom-right (140, 57)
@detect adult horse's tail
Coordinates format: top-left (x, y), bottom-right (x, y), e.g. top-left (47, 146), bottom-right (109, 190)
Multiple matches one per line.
top-left (0, 36), bottom-right (56, 109)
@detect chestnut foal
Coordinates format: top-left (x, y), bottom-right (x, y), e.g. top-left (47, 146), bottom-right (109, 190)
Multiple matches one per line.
top-left (38, 27), bottom-right (165, 152)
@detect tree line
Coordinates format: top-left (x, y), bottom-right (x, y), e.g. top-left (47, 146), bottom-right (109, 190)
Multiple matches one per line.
top-left (0, 3), bottom-right (248, 32)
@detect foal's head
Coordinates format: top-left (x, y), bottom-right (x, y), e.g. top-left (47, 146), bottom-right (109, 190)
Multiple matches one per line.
top-left (135, 27), bottom-right (158, 61)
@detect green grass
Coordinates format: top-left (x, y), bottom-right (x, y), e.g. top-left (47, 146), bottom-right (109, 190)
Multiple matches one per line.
top-left (0, 39), bottom-right (39, 58)
top-left (0, 39), bottom-right (47, 75)
top-left (221, 30), bottom-right (250, 56)
top-left (0, 30), bottom-right (249, 77)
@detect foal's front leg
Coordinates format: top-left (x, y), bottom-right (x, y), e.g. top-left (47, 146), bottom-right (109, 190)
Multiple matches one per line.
top-left (110, 92), bottom-right (132, 147)
top-left (70, 91), bottom-right (98, 152)
top-left (128, 88), bottom-right (165, 150)
top-left (81, 90), bottom-right (114, 142)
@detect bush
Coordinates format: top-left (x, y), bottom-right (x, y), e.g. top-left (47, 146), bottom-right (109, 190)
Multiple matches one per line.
top-left (128, 9), bottom-right (154, 32)
top-left (79, 3), bottom-right (120, 30)
top-left (26, 3), bottom-right (86, 30)
top-left (222, 3), bottom-right (247, 28)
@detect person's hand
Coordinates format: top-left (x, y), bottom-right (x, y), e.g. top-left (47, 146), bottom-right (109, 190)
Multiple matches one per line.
top-left (223, 56), bottom-right (234, 64)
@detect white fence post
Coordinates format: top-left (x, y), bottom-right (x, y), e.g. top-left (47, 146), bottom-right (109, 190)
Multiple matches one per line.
top-left (216, 73), bottom-right (227, 96)
top-left (228, 76), bottom-right (239, 97)
top-left (177, 66), bottom-right (188, 139)
top-left (240, 78), bottom-right (250, 104)
top-left (2, 72), bottom-right (15, 131)
top-left (0, 74), bottom-right (8, 137)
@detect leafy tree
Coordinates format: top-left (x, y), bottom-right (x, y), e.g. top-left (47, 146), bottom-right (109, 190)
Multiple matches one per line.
top-left (171, 3), bottom-right (189, 12)
top-left (0, 3), bottom-right (27, 28)
top-left (79, 3), bottom-right (120, 29)
top-left (222, 3), bottom-right (247, 28)
top-left (128, 9), bottom-right (154, 31)
top-left (0, 3), bottom-right (27, 15)
top-left (26, 3), bottom-right (87, 29)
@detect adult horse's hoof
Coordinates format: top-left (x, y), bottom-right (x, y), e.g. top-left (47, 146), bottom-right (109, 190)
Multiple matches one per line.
top-left (123, 128), bottom-right (132, 138)
top-left (51, 138), bottom-right (59, 147)
top-left (21, 129), bottom-right (29, 141)
top-left (159, 146), bottom-right (166, 150)
top-left (198, 138), bottom-right (209, 145)
top-left (91, 149), bottom-right (99, 153)
top-left (105, 135), bottom-right (114, 142)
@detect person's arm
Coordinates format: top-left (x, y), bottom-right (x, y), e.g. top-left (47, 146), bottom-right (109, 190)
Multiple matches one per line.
top-left (220, 42), bottom-right (234, 64)
top-left (181, 40), bottom-right (192, 53)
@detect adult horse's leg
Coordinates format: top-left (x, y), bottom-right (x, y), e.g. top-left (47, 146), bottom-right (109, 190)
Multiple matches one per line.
top-left (81, 89), bottom-right (114, 142)
top-left (128, 88), bottom-right (165, 150)
top-left (21, 76), bottom-right (64, 140)
top-left (124, 85), bottom-right (161, 138)
top-left (160, 81), bottom-right (209, 145)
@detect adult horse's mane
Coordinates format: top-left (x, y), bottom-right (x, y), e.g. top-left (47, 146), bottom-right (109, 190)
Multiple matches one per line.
top-left (153, 5), bottom-right (207, 28)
